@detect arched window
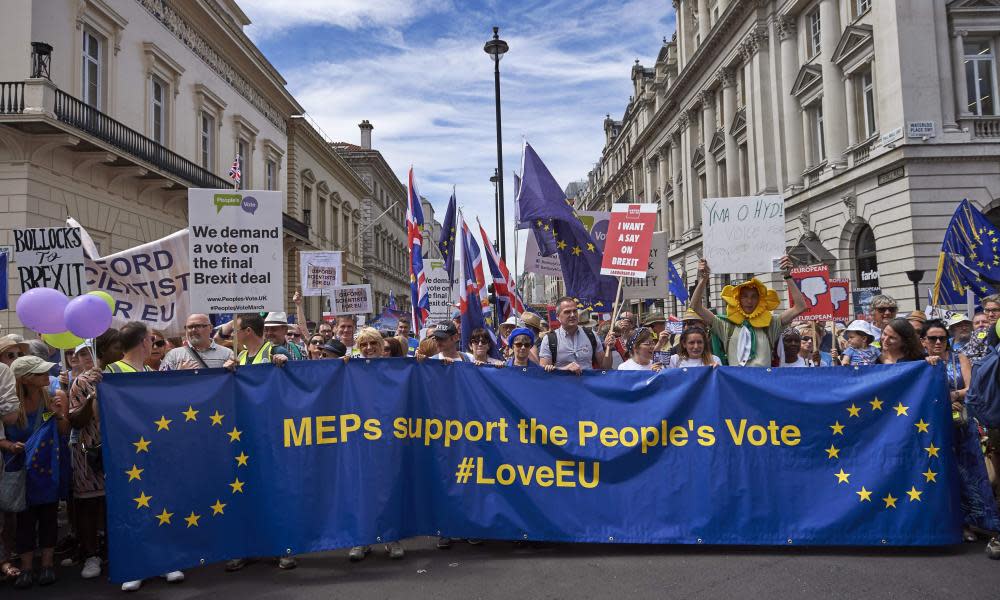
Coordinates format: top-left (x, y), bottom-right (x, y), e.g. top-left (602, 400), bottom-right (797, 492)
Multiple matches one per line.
top-left (854, 225), bottom-right (879, 288)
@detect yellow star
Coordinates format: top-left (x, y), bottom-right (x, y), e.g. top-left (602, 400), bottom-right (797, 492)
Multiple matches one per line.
top-left (228, 427), bottom-right (243, 442)
top-left (869, 398), bottom-right (883, 411)
top-left (557, 240), bottom-right (567, 250)
top-left (830, 421), bottom-right (845, 435)
top-left (914, 419), bottom-right (929, 433)
top-left (835, 469), bottom-right (850, 484)
top-left (154, 416), bottom-right (172, 431)
top-left (230, 477), bottom-right (245, 494)
top-left (825, 444), bottom-right (840, 459)
top-left (182, 406), bottom-right (199, 422)
top-left (235, 452), bottom-right (249, 467)
top-left (906, 486), bottom-right (922, 502)
top-left (125, 464), bottom-right (144, 482)
top-left (924, 443), bottom-right (939, 457)
top-left (184, 511), bottom-right (201, 528)
top-left (882, 493), bottom-right (898, 509)
top-left (536, 220), bottom-right (543, 227)
top-left (893, 402), bottom-right (908, 416)
top-left (209, 411), bottom-right (224, 426)
top-left (133, 436), bottom-right (151, 453)
top-left (847, 404), bottom-right (861, 418)
top-left (856, 487), bottom-right (872, 502)
top-left (922, 468), bottom-right (937, 483)
top-left (133, 491), bottom-right (152, 509)
top-left (543, 224), bottom-right (550, 231)
top-left (211, 499), bottom-right (226, 516)
top-left (571, 246), bottom-right (582, 256)
top-left (156, 508), bottom-right (173, 526)
top-left (586, 243), bottom-right (595, 252)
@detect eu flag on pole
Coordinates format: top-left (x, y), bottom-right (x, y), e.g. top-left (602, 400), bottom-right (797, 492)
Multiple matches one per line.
top-left (25, 413), bottom-right (67, 505)
top-left (933, 252), bottom-right (996, 306)
top-left (387, 289), bottom-right (398, 312)
top-left (668, 259), bottom-right (688, 305)
top-left (438, 190), bottom-right (458, 282)
top-left (517, 142), bottom-right (617, 311)
top-left (940, 199), bottom-right (1000, 280)
top-left (513, 172), bottom-right (529, 230)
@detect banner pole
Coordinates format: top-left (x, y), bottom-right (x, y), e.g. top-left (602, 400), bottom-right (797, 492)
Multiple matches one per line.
top-left (609, 277), bottom-right (625, 326)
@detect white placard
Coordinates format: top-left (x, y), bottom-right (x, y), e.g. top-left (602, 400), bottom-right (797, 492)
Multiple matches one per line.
top-left (188, 189), bottom-right (283, 314)
top-left (622, 232), bottom-right (669, 300)
top-left (299, 251), bottom-right (342, 296)
top-left (14, 226), bottom-right (87, 295)
top-left (701, 195), bottom-right (785, 274)
top-left (425, 259), bottom-right (455, 322)
top-left (330, 284), bottom-right (372, 315)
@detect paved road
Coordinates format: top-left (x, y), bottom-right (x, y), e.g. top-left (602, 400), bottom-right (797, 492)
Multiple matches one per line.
top-left (15, 537), bottom-right (1000, 599)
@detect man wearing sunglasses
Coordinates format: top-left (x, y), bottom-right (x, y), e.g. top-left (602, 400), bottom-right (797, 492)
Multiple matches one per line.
top-left (161, 314), bottom-right (234, 370)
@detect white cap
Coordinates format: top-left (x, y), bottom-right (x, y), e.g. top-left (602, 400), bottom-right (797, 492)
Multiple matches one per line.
top-left (501, 316), bottom-right (518, 327)
top-left (846, 319), bottom-right (877, 339)
top-left (264, 312), bottom-right (288, 326)
top-left (74, 340), bottom-right (94, 353)
top-left (946, 313), bottom-right (971, 328)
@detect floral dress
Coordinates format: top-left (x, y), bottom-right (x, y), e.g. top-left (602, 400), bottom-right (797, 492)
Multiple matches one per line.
top-left (68, 369), bottom-right (104, 499)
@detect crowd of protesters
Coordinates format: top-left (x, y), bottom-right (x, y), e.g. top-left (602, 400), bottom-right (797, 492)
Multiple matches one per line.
top-left (1, 255), bottom-right (1000, 591)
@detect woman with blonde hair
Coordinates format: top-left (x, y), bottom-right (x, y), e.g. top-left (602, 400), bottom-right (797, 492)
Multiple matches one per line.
top-left (668, 328), bottom-right (721, 368)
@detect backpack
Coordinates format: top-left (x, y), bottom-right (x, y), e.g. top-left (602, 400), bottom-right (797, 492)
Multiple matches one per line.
top-left (965, 346), bottom-right (1000, 428)
top-left (546, 327), bottom-right (599, 369)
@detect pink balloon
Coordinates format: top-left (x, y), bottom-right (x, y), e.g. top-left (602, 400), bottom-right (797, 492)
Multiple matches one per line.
top-left (64, 294), bottom-right (113, 339)
top-left (15, 287), bottom-right (69, 334)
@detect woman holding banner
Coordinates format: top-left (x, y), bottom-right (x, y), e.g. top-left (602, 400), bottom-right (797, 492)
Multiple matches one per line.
top-left (618, 329), bottom-right (663, 371)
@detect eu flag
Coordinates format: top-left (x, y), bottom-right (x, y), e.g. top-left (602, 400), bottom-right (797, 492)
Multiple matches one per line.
top-left (438, 190), bottom-right (457, 282)
top-left (518, 142), bottom-right (617, 310)
top-left (24, 413), bottom-right (68, 505)
top-left (940, 199), bottom-right (1000, 280)
top-left (668, 259), bottom-right (688, 304)
top-left (933, 252), bottom-right (996, 305)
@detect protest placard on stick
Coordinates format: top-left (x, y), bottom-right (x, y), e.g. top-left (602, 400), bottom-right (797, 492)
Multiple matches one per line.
top-left (14, 226), bottom-right (87, 296)
top-left (701, 195), bottom-right (785, 274)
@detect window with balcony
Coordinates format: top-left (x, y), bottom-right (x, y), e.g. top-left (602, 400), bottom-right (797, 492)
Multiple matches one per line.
top-left (150, 76), bottom-right (167, 144)
top-left (965, 40), bottom-right (998, 116)
top-left (860, 69), bottom-right (877, 137)
top-left (200, 112), bottom-right (214, 170)
top-left (82, 29), bottom-right (103, 109)
top-left (808, 9), bottom-right (822, 58)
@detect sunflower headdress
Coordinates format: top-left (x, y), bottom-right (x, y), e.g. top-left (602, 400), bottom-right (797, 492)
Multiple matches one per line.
top-left (720, 278), bottom-right (780, 328)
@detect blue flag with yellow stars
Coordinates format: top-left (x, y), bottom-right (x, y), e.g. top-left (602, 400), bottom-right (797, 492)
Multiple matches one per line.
top-left (668, 259), bottom-right (689, 305)
top-left (24, 412), bottom-right (69, 505)
top-left (933, 251), bottom-right (996, 306)
top-left (940, 199), bottom-right (1000, 280)
top-left (438, 190), bottom-right (457, 282)
top-left (99, 361), bottom-right (961, 583)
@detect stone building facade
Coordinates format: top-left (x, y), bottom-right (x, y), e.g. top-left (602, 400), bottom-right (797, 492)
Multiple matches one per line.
top-left (580, 0), bottom-right (1000, 315)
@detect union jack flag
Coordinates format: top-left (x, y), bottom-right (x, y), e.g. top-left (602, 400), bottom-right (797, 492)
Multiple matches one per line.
top-left (460, 217), bottom-right (488, 310)
top-left (228, 154), bottom-right (241, 188)
top-left (406, 167), bottom-right (430, 331)
top-left (477, 218), bottom-right (525, 320)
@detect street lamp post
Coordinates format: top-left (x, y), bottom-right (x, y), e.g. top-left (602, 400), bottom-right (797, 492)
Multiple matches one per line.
top-left (905, 269), bottom-right (925, 311)
top-left (484, 26), bottom-right (509, 262)
top-left (489, 169), bottom-right (500, 252)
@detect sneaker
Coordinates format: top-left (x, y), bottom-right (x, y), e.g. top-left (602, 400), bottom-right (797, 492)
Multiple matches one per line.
top-left (385, 541), bottom-right (404, 559)
top-left (225, 558), bottom-right (248, 572)
top-left (121, 579), bottom-right (143, 592)
top-left (436, 537), bottom-right (452, 549)
top-left (81, 556), bottom-right (102, 579)
top-left (163, 571), bottom-right (184, 583)
top-left (987, 537), bottom-right (1000, 560)
top-left (37, 567), bottom-right (56, 586)
top-left (277, 557), bottom-right (297, 570)
top-left (13, 570), bottom-right (33, 590)
top-left (348, 546), bottom-right (371, 562)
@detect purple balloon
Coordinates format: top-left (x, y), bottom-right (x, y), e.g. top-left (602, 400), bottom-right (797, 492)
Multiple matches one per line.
top-left (64, 294), bottom-right (113, 339)
top-left (15, 287), bottom-right (69, 334)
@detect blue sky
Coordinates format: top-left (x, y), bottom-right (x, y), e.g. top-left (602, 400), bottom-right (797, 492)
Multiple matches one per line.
top-left (241, 0), bottom-right (676, 266)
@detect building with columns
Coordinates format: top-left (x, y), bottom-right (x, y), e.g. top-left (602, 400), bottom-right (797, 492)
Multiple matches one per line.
top-left (581, 0), bottom-right (1000, 315)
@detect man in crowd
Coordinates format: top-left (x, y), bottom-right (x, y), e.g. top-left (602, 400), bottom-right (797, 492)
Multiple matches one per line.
top-left (161, 314), bottom-right (234, 370)
top-left (539, 296), bottom-right (612, 373)
top-left (336, 315), bottom-right (358, 355)
top-left (318, 322), bottom-right (334, 342)
top-left (223, 313), bottom-right (289, 368)
top-left (106, 322), bottom-right (155, 374)
top-left (907, 310), bottom-right (927, 337)
top-left (396, 316), bottom-right (419, 356)
top-left (427, 322), bottom-right (473, 362)
top-left (948, 314), bottom-right (973, 353)
top-left (264, 312), bottom-right (305, 360)
top-left (690, 256), bottom-right (807, 367)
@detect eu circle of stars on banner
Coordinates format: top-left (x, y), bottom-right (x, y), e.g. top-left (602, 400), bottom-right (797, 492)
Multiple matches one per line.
top-left (126, 405), bottom-right (248, 528)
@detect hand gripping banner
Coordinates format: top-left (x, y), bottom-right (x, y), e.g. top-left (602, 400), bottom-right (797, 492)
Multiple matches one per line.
top-left (99, 361), bottom-right (961, 582)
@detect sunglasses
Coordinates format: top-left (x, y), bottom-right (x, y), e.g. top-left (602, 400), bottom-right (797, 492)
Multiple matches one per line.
top-left (309, 339), bottom-right (323, 345)
top-left (3, 351), bottom-right (24, 360)
top-left (925, 335), bottom-right (947, 343)
top-left (470, 339), bottom-right (490, 345)
top-left (152, 340), bottom-right (166, 348)
top-left (874, 307), bottom-right (896, 313)
top-left (512, 342), bottom-right (532, 348)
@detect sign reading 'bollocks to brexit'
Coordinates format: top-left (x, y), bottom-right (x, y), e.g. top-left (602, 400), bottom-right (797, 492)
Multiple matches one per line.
top-left (600, 204), bottom-right (657, 278)
top-left (98, 362), bottom-right (961, 583)
top-left (187, 189), bottom-right (283, 314)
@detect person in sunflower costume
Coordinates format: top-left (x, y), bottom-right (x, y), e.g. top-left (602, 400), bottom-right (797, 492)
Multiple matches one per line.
top-left (690, 256), bottom-right (808, 366)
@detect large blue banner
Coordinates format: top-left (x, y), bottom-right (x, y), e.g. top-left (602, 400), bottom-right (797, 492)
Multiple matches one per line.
top-left (99, 361), bottom-right (961, 582)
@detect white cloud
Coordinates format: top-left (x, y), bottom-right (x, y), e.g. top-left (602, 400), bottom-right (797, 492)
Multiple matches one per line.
top-left (239, 0), bottom-right (451, 38)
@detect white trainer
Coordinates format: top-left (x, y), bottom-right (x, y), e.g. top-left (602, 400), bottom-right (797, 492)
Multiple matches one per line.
top-left (81, 556), bottom-right (102, 579)
top-left (121, 579), bottom-right (143, 592)
top-left (163, 571), bottom-right (185, 583)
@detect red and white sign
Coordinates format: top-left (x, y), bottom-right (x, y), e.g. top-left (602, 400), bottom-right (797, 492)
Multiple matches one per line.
top-left (787, 264), bottom-right (832, 321)
top-left (829, 278), bottom-right (851, 321)
top-left (600, 203), bottom-right (658, 278)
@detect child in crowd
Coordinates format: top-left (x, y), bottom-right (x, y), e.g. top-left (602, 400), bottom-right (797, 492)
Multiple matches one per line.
top-left (838, 320), bottom-right (881, 366)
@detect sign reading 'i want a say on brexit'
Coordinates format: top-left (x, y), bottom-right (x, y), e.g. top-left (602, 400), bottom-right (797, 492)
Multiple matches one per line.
top-left (188, 189), bottom-right (284, 314)
top-left (600, 204), bottom-right (658, 278)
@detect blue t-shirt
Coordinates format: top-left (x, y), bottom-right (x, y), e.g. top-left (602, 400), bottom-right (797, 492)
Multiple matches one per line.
top-left (844, 346), bottom-right (880, 366)
top-left (504, 358), bottom-right (546, 373)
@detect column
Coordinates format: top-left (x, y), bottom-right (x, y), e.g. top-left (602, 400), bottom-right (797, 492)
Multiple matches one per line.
top-left (820, 0), bottom-right (848, 165)
top-left (670, 137), bottom-right (683, 238)
top-left (719, 68), bottom-right (740, 195)
top-left (700, 90), bottom-right (718, 198)
top-left (697, 0), bottom-right (709, 44)
top-left (778, 17), bottom-right (804, 186)
top-left (679, 112), bottom-right (694, 232)
top-left (645, 156), bottom-right (657, 208)
top-left (844, 75), bottom-right (858, 148)
top-left (674, 0), bottom-right (685, 66)
top-left (658, 150), bottom-right (670, 238)
top-left (740, 40), bottom-right (760, 193)
top-left (953, 30), bottom-right (970, 117)
top-left (746, 26), bottom-right (777, 192)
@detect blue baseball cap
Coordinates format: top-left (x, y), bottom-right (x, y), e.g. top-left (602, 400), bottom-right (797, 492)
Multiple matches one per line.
top-left (508, 327), bottom-right (535, 346)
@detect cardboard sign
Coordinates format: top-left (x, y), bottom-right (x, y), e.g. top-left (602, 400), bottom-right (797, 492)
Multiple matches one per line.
top-left (601, 204), bottom-right (658, 278)
top-left (853, 287), bottom-right (882, 320)
top-left (330, 284), bottom-right (372, 315)
top-left (188, 189), bottom-right (283, 314)
top-left (622, 232), bottom-right (669, 300)
top-left (524, 211), bottom-right (609, 276)
top-left (14, 227), bottom-right (87, 295)
top-left (829, 278), bottom-right (851, 321)
top-left (701, 195), bottom-right (785, 274)
top-left (300, 251), bottom-right (342, 296)
top-left (787, 265), bottom-right (832, 321)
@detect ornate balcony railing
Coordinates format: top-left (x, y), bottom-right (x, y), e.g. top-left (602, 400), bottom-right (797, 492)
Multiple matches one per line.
top-left (0, 82), bottom-right (24, 114)
top-left (970, 116), bottom-right (1000, 139)
top-left (52, 89), bottom-right (229, 189)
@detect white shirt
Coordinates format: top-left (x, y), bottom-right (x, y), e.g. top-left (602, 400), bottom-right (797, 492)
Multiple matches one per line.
top-left (779, 356), bottom-right (808, 368)
top-left (669, 354), bottom-right (721, 368)
top-left (618, 358), bottom-right (653, 371)
top-left (431, 352), bottom-right (474, 362)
